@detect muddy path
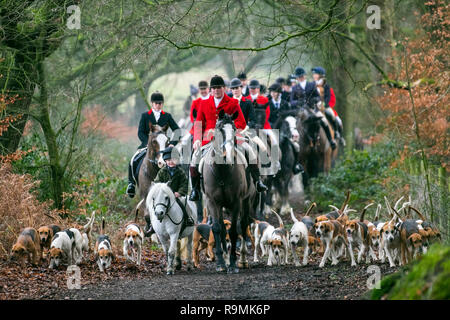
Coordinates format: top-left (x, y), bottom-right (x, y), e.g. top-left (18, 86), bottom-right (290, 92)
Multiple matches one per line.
top-left (49, 254), bottom-right (398, 300)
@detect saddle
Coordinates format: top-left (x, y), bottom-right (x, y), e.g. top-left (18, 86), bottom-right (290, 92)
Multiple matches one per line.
top-left (176, 196), bottom-right (194, 235)
top-left (131, 148), bottom-right (147, 186)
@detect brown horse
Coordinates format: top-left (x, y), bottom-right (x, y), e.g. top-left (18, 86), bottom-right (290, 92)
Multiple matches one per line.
top-left (137, 124), bottom-right (169, 229)
top-left (202, 110), bottom-right (252, 273)
top-left (296, 107), bottom-right (333, 188)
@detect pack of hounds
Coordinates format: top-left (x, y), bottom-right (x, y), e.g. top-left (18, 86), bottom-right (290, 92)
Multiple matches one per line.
top-left (9, 192), bottom-right (441, 272)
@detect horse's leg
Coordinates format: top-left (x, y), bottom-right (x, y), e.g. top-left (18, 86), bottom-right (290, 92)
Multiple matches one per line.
top-left (238, 210), bottom-right (250, 269)
top-left (186, 233), bottom-right (194, 271)
top-left (208, 200), bottom-right (226, 272)
top-left (228, 204), bottom-right (239, 273)
top-left (166, 233), bottom-right (178, 275)
top-left (175, 240), bottom-right (182, 270)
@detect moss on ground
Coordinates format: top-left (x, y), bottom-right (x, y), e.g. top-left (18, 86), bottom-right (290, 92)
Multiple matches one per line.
top-left (370, 244), bottom-right (450, 300)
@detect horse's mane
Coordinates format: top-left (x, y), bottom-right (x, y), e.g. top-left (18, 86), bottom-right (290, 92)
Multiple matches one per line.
top-left (273, 110), bottom-right (298, 129)
top-left (147, 182), bottom-right (176, 205)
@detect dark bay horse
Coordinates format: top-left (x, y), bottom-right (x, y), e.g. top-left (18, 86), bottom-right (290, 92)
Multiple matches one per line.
top-left (271, 113), bottom-right (297, 214)
top-left (202, 110), bottom-right (251, 273)
top-left (295, 107), bottom-right (332, 188)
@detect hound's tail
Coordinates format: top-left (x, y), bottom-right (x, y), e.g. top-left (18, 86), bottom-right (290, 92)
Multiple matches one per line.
top-left (270, 209), bottom-right (284, 229)
top-left (409, 206), bottom-right (426, 222)
top-left (340, 191), bottom-right (351, 212)
top-left (305, 202), bottom-right (317, 216)
top-left (135, 199), bottom-right (145, 223)
top-left (82, 211), bottom-right (95, 235)
top-left (374, 204), bottom-right (382, 221)
top-left (360, 202), bottom-right (374, 222)
top-left (201, 207), bottom-right (208, 224)
top-left (100, 217), bottom-right (105, 235)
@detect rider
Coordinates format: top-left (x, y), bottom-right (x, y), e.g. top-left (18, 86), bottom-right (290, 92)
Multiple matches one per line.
top-left (268, 82), bottom-right (291, 127)
top-left (230, 77), bottom-right (256, 128)
top-left (290, 67), bottom-right (336, 150)
top-left (126, 91), bottom-right (180, 198)
top-left (188, 75), bottom-right (268, 201)
top-left (268, 82), bottom-right (304, 175)
top-left (154, 147), bottom-right (194, 226)
top-left (237, 72), bottom-right (249, 97)
top-left (190, 80), bottom-right (210, 124)
top-left (311, 67), bottom-right (345, 146)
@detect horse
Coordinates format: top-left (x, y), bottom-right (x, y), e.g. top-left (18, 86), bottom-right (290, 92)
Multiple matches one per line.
top-left (295, 106), bottom-right (333, 188)
top-left (146, 182), bottom-right (197, 275)
top-left (135, 124), bottom-right (169, 233)
top-left (202, 110), bottom-right (252, 273)
top-left (252, 106), bottom-right (280, 218)
top-left (270, 113), bottom-right (297, 215)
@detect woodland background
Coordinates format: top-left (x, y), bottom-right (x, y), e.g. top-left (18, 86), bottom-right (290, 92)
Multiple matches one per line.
top-left (0, 0), bottom-right (448, 273)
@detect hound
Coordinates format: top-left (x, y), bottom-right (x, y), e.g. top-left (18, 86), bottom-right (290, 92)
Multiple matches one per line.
top-left (10, 228), bottom-right (41, 266)
top-left (94, 218), bottom-right (114, 272)
top-left (289, 203), bottom-right (316, 266)
top-left (49, 228), bottom-right (83, 268)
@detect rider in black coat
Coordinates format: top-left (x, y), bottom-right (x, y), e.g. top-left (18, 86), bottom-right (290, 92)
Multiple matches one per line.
top-left (127, 92), bottom-right (180, 198)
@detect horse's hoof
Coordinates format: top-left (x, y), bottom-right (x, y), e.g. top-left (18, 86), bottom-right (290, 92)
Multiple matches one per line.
top-left (166, 270), bottom-right (174, 275)
top-left (216, 265), bottom-right (226, 273)
top-left (227, 266), bottom-right (239, 274)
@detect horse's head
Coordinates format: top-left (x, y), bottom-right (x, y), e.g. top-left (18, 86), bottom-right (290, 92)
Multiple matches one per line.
top-left (274, 111), bottom-right (299, 142)
top-left (150, 183), bottom-right (174, 223)
top-left (148, 123), bottom-right (169, 167)
top-left (283, 115), bottom-right (300, 142)
top-left (253, 102), bottom-right (268, 131)
top-left (301, 109), bottom-right (322, 146)
top-left (214, 109), bottom-right (237, 164)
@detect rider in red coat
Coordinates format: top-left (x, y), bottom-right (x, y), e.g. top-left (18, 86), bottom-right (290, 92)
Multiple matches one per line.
top-left (189, 75), bottom-right (267, 201)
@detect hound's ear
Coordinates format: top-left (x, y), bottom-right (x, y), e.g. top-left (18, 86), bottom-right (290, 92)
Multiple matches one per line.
top-left (232, 111), bottom-right (239, 121)
top-left (218, 109), bottom-right (225, 119)
top-left (94, 252), bottom-right (98, 260)
top-left (109, 252), bottom-right (115, 261)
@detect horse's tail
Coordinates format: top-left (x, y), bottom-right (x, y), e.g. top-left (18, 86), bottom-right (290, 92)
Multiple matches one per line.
top-left (270, 209), bottom-right (284, 229)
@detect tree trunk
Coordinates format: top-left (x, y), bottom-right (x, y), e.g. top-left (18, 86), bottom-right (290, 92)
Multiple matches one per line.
top-left (36, 61), bottom-right (64, 209)
top-left (0, 52), bottom-right (37, 155)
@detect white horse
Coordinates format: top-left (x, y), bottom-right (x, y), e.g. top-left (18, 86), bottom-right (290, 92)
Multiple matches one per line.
top-left (146, 182), bottom-right (197, 275)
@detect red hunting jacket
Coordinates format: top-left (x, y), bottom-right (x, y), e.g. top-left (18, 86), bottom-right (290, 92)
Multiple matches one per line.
top-left (247, 95), bottom-right (272, 130)
top-left (193, 94), bottom-right (247, 146)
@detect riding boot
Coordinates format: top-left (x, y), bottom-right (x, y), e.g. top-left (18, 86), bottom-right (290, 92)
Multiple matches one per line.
top-left (126, 163), bottom-right (136, 198)
top-left (249, 164), bottom-right (268, 192)
top-left (143, 214), bottom-right (154, 237)
top-left (290, 141), bottom-right (304, 175)
top-left (320, 121), bottom-right (337, 150)
top-left (189, 166), bottom-right (201, 201)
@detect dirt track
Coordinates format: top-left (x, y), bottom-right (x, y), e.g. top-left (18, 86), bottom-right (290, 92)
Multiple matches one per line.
top-left (48, 254), bottom-right (398, 300)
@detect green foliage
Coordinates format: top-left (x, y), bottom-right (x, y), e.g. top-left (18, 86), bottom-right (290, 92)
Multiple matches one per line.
top-left (371, 244), bottom-right (450, 300)
top-left (307, 141), bottom-right (401, 216)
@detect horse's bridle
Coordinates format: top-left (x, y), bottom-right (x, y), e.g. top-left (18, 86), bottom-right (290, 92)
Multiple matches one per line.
top-left (153, 196), bottom-right (181, 225)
